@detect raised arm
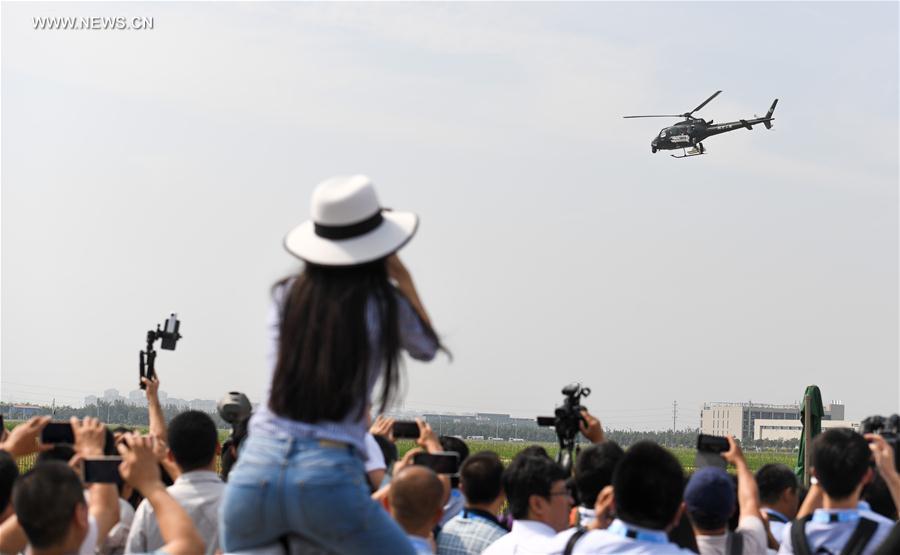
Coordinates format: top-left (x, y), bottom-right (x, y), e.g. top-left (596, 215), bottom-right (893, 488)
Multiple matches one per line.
top-left (143, 375), bottom-right (167, 443)
top-left (118, 434), bottom-right (204, 555)
top-left (72, 417), bottom-right (120, 542)
top-left (387, 254), bottom-right (432, 328)
top-left (867, 433), bottom-right (900, 513)
top-left (722, 436), bottom-right (762, 519)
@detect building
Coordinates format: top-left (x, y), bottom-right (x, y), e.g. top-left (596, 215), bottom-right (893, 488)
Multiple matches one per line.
top-left (754, 418), bottom-right (860, 441)
top-left (700, 401), bottom-right (850, 441)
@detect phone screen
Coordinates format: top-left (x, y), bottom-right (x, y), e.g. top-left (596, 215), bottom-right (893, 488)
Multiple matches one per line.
top-left (392, 421), bottom-right (420, 439)
top-left (413, 452), bottom-right (460, 474)
top-left (41, 422), bottom-right (75, 444)
top-left (83, 457), bottom-right (123, 484)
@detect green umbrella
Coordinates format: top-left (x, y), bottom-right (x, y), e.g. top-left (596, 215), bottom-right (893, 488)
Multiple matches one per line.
top-left (795, 385), bottom-right (824, 486)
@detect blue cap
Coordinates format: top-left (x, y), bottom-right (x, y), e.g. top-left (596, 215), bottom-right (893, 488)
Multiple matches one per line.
top-left (684, 467), bottom-right (736, 523)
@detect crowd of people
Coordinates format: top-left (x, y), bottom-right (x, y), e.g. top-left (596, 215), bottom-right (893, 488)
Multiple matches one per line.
top-left (1, 175), bottom-right (899, 555)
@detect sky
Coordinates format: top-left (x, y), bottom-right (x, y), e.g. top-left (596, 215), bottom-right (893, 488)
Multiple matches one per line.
top-left (2, 2), bottom-right (897, 431)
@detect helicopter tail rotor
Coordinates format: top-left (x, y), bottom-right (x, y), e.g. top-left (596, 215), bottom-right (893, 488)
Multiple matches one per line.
top-left (763, 98), bottom-right (778, 129)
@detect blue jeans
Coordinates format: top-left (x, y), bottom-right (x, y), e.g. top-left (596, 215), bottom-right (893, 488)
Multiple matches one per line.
top-left (220, 432), bottom-right (416, 554)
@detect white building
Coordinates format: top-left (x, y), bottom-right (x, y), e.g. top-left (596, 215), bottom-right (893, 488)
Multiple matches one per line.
top-left (700, 401), bottom-right (849, 441)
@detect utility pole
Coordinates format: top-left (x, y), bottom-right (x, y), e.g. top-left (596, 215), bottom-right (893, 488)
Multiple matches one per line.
top-left (672, 401), bottom-right (678, 433)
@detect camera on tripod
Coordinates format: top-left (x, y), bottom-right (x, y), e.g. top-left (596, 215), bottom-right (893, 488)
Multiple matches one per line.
top-left (537, 383), bottom-right (591, 475)
top-left (862, 414), bottom-right (900, 471)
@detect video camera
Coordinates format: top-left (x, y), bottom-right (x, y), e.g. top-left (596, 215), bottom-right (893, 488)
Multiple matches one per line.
top-left (139, 313), bottom-right (182, 389)
top-left (218, 392), bottom-right (252, 481)
top-left (861, 414), bottom-right (900, 471)
top-left (537, 383), bottom-right (591, 475)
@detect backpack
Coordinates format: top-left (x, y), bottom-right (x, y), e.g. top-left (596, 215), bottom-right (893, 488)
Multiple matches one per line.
top-left (790, 515), bottom-right (879, 555)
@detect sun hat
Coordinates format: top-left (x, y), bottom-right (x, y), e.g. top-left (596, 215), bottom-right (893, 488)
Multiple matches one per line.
top-left (283, 175), bottom-right (418, 266)
top-left (683, 466), bottom-right (736, 523)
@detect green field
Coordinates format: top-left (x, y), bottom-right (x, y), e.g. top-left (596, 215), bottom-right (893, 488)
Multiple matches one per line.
top-left (397, 439), bottom-right (795, 473)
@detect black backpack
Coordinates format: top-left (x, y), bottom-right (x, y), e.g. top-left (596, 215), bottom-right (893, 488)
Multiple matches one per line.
top-left (790, 515), bottom-right (879, 555)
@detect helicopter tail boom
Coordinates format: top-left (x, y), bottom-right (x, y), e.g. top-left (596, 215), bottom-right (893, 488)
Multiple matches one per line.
top-left (763, 98), bottom-right (778, 129)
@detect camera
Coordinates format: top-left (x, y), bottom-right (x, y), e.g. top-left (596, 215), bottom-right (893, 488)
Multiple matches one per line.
top-left (218, 392), bottom-right (252, 426)
top-left (139, 313), bottom-right (183, 389)
top-left (537, 383), bottom-right (591, 475)
top-left (862, 414), bottom-right (900, 471)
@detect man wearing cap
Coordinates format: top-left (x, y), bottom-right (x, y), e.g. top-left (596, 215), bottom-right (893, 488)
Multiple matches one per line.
top-left (684, 436), bottom-right (767, 555)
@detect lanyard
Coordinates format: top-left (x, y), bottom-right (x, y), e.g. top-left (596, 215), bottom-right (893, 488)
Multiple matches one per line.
top-left (462, 509), bottom-right (506, 530)
top-left (608, 520), bottom-right (669, 544)
top-left (811, 509), bottom-right (860, 524)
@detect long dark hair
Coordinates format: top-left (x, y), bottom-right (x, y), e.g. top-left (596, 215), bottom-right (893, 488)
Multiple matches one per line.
top-left (268, 258), bottom-right (435, 423)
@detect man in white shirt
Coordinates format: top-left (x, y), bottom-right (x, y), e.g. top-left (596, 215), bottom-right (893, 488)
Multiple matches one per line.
top-left (755, 464), bottom-right (799, 546)
top-left (777, 429), bottom-right (895, 555)
top-left (684, 437), bottom-right (768, 555)
top-left (126, 411), bottom-right (224, 555)
top-left (483, 452), bottom-right (573, 555)
top-left (569, 442), bottom-right (697, 554)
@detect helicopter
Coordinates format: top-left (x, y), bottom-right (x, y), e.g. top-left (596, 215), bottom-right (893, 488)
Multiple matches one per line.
top-left (624, 91), bottom-right (778, 158)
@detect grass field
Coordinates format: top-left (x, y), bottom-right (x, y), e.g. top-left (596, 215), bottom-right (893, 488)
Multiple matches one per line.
top-left (397, 439), bottom-right (795, 473)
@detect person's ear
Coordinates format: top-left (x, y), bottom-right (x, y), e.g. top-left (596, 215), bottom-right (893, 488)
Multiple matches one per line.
top-left (166, 450), bottom-right (175, 463)
top-left (529, 494), bottom-right (548, 519)
top-left (668, 502), bottom-right (687, 532)
top-left (74, 501), bottom-right (89, 530)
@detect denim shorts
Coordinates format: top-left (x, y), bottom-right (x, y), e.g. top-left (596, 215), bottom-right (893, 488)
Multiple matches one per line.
top-left (220, 432), bottom-right (416, 554)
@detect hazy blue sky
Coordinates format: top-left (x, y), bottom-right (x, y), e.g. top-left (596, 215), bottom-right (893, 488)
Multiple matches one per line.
top-left (2, 2), bottom-right (897, 430)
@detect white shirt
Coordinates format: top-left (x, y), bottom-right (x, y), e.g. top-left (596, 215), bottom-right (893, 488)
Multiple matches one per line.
top-left (776, 508), bottom-right (894, 555)
top-left (695, 516), bottom-right (768, 555)
top-left (364, 433), bottom-right (386, 472)
top-left (571, 519), bottom-right (696, 554)
top-left (125, 470), bottom-right (224, 555)
top-left (762, 508), bottom-right (790, 545)
top-left (102, 498), bottom-right (137, 555)
top-left (483, 520), bottom-right (567, 555)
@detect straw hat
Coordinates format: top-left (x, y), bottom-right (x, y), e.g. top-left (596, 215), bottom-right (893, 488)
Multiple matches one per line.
top-left (284, 175), bottom-right (418, 266)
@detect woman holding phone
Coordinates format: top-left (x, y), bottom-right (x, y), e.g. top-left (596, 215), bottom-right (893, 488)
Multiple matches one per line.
top-left (220, 175), bottom-right (443, 554)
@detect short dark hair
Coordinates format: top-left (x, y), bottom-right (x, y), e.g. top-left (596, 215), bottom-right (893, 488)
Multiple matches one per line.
top-left (36, 444), bottom-right (76, 465)
top-left (13, 461), bottom-right (85, 549)
top-left (520, 445), bottom-right (551, 459)
top-left (460, 451), bottom-right (504, 505)
top-left (0, 450), bottom-right (19, 514)
top-left (168, 411), bottom-right (218, 472)
top-left (812, 428), bottom-right (870, 500)
top-left (503, 453), bottom-right (567, 520)
top-left (755, 463), bottom-right (798, 505)
top-left (440, 436), bottom-right (470, 464)
top-left (575, 442), bottom-right (624, 507)
top-left (613, 441), bottom-right (684, 530)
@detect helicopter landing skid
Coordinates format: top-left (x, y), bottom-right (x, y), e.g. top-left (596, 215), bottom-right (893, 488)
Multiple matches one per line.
top-left (671, 144), bottom-right (706, 158)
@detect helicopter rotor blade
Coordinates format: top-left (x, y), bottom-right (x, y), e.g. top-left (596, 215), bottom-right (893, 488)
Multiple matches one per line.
top-left (623, 115), bottom-right (682, 119)
top-left (687, 90), bottom-right (722, 116)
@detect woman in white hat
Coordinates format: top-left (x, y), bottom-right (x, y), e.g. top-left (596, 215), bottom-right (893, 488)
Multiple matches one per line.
top-left (220, 175), bottom-right (442, 554)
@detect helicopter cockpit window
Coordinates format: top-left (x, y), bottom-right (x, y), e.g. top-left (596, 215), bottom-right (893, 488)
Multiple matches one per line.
top-left (659, 130), bottom-right (667, 138)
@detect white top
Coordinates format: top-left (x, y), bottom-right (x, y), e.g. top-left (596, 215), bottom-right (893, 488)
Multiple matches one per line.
top-left (125, 470), bottom-right (224, 555)
top-left (762, 508), bottom-right (790, 546)
top-left (483, 520), bottom-right (570, 555)
top-left (776, 508), bottom-right (894, 555)
top-left (571, 520), bottom-right (696, 554)
top-left (251, 287), bottom-right (438, 453)
top-left (695, 516), bottom-right (768, 555)
top-left (363, 433), bottom-right (387, 472)
top-left (101, 498), bottom-right (137, 555)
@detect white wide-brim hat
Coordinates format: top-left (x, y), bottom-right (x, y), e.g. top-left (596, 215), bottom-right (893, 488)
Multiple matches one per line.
top-left (284, 175), bottom-right (418, 266)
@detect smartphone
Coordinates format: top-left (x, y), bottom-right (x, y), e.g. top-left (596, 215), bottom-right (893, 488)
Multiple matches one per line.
top-left (393, 420), bottom-right (420, 439)
top-left (696, 434), bottom-right (730, 453)
top-left (413, 451), bottom-right (460, 474)
top-left (41, 422), bottom-right (75, 444)
top-left (82, 457), bottom-right (123, 484)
